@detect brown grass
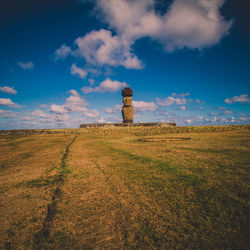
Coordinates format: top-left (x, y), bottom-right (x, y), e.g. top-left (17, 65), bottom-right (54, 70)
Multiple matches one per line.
top-left (0, 134), bottom-right (75, 249)
top-left (0, 125), bottom-right (249, 249)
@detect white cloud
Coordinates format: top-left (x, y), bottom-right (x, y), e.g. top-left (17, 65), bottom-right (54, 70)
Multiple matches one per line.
top-left (179, 105), bottom-right (186, 110)
top-left (211, 116), bottom-right (218, 122)
top-left (18, 61), bottom-right (34, 70)
top-left (57, 0), bottom-right (231, 69)
top-left (225, 94), bottom-right (250, 104)
top-left (97, 117), bottom-right (105, 123)
top-left (46, 89), bottom-right (99, 123)
top-left (218, 106), bottom-right (227, 110)
top-left (238, 114), bottom-right (250, 122)
top-left (32, 109), bottom-right (49, 118)
top-left (64, 89), bottom-right (89, 112)
top-left (0, 86), bottom-right (17, 95)
top-left (156, 0), bottom-right (231, 51)
top-left (0, 109), bottom-right (18, 118)
top-left (74, 29), bottom-right (143, 69)
top-left (224, 110), bottom-right (233, 114)
top-left (104, 108), bottom-right (113, 114)
top-left (40, 104), bottom-right (48, 108)
top-left (82, 78), bottom-right (128, 93)
top-left (156, 96), bottom-right (187, 106)
top-left (161, 111), bottom-right (169, 115)
top-left (50, 104), bottom-right (67, 115)
top-left (114, 104), bottom-right (122, 111)
top-left (194, 99), bottom-right (205, 104)
top-left (133, 100), bottom-right (157, 111)
top-left (0, 98), bottom-right (20, 108)
top-left (54, 44), bottom-right (72, 60)
top-left (88, 79), bottom-right (95, 85)
top-left (172, 92), bottom-right (190, 97)
top-left (209, 112), bottom-right (221, 116)
top-left (50, 90), bottom-right (89, 114)
top-left (83, 109), bottom-right (99, 118)
top-left (104, 104), bottom-right (122, 114)
top-left (31, 109), bottom-right (71, 126)
top-left (70, 63), bottom-right (87, 79)
top-left (217, 106), bottom-right (234, 114)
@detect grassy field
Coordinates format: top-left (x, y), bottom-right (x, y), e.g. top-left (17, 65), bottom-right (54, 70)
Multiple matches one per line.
top-left (0, 125), bottom-right (249, 249)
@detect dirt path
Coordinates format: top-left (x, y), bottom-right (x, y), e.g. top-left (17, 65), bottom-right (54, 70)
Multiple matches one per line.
top-left (31, 136), bottom-right (78, 248)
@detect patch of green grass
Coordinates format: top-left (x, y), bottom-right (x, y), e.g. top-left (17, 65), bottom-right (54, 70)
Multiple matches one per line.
top-left (31, 230), bottom-right (75, 249)
top-left (0, 164), bottom-right (7, 170)
top-left (6, 229), bottom-right (15, 238)
top-left (99, 141), bottom-right (205, 188)
top-left (24, 175), bottom-right (59, 188)
top-left (4, 138), bottom-right (34, 148)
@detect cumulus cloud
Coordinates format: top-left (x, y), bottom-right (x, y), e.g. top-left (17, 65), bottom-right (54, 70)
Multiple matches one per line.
top-left (133, 100), bottom-right (157, 111)
top-left (238, 114), bottom-right (250, 122)
top-left (50, 90), bottom-right (89, 115)
top-left (104, 108), bottom-right (113, 114)
top-left (225, 94), bottom-right (250, 104)
top-left (179, 105), bottom-right (186, 110)
top-left (18, 61), bottom-right (34, 70)
top-left (0, 109), bottom-right (18, 118)
top-left (224, 110), bottom-right (234, 114)
top-left (156, 96), bottom-right (187, 106)
top-left (0, 86), bottom-right (17, 95)
top-left (54, 44), bottom-right (72, 60)
top-left (156, 93), bottom-right (206, 107)
top-left (82, 78), bottom-right (128, 93)
top-left (31, 109), bottom-right (71, 126)
top-left (194, 98), bottom-right (206, 104)
top-left (97, 117), bottom-right (105, 123)
top-left (50, 104), bottom-right (67, 115)
top-left (46, 89), bottom-right (100, 124)
top-left (70, 63), bottom-right (87, 79)
top-left (104, 104), bottom-right (122, 114)
top-left (155, 0), bottom-right (231, 51)
top-left (88, 79), bottom-right (95, 85)
top-left (74, 29), bottom-right (143, 69)
top-left (57, 0), bottom-right (231, 69)
top-left (0, 98), bottom-right (20, 108)
top-left (83, 109), bottom-right (99, 118)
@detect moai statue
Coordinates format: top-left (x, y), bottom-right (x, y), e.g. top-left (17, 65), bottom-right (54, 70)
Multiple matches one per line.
top-left (122, 87), bottom-right (134, 123)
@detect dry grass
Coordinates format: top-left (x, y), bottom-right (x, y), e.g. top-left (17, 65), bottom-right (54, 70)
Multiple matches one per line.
top-left (0, 125), bottom-right (249, 249)
top-left (0, 134), bottom-right (75, 249)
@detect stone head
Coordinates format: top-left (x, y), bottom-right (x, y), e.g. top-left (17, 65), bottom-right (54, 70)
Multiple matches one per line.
top-left (123, 96), bottom-right (132, 106)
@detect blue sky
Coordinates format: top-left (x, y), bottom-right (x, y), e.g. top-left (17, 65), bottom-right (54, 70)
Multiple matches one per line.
top-left (0, 0), bottom-right (249, 129)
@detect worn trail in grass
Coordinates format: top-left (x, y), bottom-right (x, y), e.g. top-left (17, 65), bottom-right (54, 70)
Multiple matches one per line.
top-left (0, 134), bottom-right (75, 249)
top-left (49, 129), bottom-right (249, 249)
top-left (32, 136), bottom-right (77, 248)
top-left (0, 126), bottom-right (249, 249)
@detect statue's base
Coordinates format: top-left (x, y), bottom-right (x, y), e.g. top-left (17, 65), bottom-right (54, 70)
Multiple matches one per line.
top-left (79, 122), bottom-right (176, 128)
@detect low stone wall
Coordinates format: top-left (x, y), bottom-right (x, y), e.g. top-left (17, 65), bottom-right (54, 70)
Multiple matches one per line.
top-left (79, 122), bottom-right (176, 128)
top-left (0, 125), bottom-right (249, 136)
top-left (0, 129), bottom-right (66, 136)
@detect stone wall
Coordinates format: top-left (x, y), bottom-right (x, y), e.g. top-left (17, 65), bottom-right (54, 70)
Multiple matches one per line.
top-left (79, 122), bottom-right (176, 128)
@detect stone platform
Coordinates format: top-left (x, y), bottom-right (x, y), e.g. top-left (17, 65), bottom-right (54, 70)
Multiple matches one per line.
top-left (79, 122), bottom-right (176, 128)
